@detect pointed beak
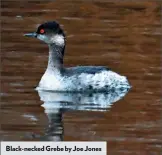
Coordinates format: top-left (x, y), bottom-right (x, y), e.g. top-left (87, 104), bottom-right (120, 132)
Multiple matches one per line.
top-left (24, 32), bottom-right (37, 38)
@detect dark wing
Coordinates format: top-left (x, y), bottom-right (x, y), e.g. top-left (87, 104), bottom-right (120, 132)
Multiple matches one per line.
top-left (65, 66), bottom-right (110, 75)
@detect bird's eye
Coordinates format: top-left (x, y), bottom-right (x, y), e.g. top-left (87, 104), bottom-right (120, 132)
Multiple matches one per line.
top-left (40, 29), bottom-right (45, 34)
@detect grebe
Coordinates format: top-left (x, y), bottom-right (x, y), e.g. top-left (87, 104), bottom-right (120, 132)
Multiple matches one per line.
top-left (24, 21), bottom-right (130, 92)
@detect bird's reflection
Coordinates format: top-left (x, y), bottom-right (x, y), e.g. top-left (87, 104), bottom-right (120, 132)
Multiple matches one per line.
top-left (37, 88), bottom-right (130, 141)
top-left (43, 108), bottom-right (63, 141)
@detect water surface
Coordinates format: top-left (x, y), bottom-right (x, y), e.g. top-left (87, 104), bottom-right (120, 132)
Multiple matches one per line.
top-left (1, 0), bottom-right (162, 154)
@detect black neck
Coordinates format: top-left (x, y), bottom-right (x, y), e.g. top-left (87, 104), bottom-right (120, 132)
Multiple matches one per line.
top-left (46, 43), bottom-right (65, 73)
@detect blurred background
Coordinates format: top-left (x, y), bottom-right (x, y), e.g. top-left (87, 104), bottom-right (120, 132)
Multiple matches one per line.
top-left (1, 0), bottom-right (162, 154)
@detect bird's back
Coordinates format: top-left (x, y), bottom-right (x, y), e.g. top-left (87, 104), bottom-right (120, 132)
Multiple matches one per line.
top-left (65, 66), bottom-right (110, 76)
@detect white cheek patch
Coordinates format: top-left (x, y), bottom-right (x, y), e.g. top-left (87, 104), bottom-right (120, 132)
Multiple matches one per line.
top-left (50, 34), bottom-right (65, 46)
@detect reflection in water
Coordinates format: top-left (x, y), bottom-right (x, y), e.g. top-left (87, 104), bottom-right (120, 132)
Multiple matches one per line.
top-left (43, 109), bottom-right (63, 141)
top-left (38, 88), bottom-right (129, 141)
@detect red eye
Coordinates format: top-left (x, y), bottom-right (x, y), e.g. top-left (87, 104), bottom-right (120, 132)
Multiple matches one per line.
top-left (40, 29), bottom-right (45, 34)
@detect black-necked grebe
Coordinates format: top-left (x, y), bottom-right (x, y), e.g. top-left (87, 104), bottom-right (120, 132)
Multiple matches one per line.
top-left (24, 21), bottom-right (130, 92)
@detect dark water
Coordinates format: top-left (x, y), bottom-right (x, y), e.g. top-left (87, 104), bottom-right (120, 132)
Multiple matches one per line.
top-left (1, 0), bottom-right (162, 154)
